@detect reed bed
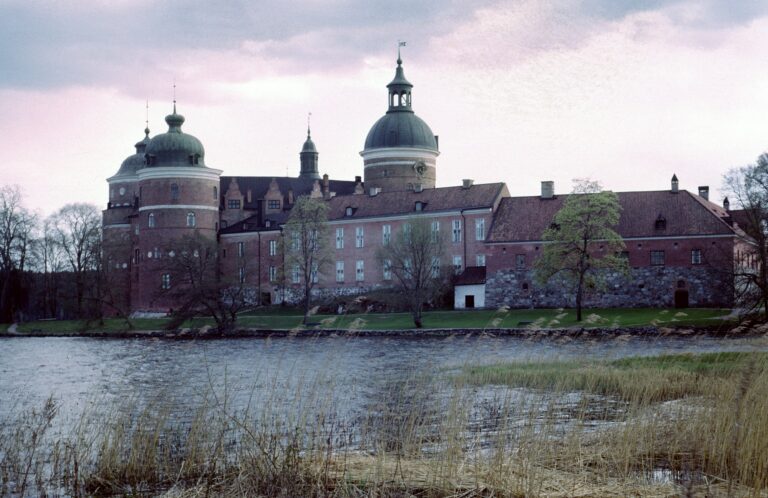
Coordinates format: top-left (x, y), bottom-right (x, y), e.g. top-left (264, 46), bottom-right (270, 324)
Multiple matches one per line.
top-left (1, 351), bottom-right (767, 497)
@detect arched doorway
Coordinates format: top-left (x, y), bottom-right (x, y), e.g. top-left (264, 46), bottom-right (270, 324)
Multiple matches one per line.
top-left (674, 280), bottom-right (689, 308)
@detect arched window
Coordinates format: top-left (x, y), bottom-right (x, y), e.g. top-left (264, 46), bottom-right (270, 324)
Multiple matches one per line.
top-left (187, 212), bottom-right (196, 227)
top-left (171, 183), bottom-right (179, 200)
top-left (213, 186), bottom-right (218, 200)
top-left (148, 213), bottom-right (155, 228)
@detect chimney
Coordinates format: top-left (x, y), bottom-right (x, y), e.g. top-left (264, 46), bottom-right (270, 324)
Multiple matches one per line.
top-left (247, 189), bottom-right (252, 204)
top-left (723, 197), bottom-right (730, 211)
top-left (698, 186), bottom-right (709, 201)
top-left (462, 179), bottom-right (474, 189)
top-left (671, 174), bottom-right (679, 193)
top-left (287, 189), bottom-right (294, 205)
top-left (368, 187), bottom-right (380, 196)
top-left (413, 183), bottom-right (423, 193)
top-left (541, 181), bottom-right (554, 199)
top-left (354, 176), bottom-right (364, 195)
top-left (322, 173), bottom-right (330, 199)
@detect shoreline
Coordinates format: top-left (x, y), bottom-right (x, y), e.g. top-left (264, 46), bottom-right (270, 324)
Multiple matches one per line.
top-left (2, 323), bottom-right (762, 339)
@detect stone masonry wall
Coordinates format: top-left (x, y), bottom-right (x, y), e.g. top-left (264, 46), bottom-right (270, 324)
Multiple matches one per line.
top-left (485, 266), bottom-right (733, 309)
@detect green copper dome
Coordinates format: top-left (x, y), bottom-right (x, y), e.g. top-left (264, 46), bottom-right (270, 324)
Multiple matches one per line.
top-left (144, 106), bottom-right (206, 167)
top-left (363, 56), bottom-right (438, 151)
top-left (115, 128), bottom-right (151, 176)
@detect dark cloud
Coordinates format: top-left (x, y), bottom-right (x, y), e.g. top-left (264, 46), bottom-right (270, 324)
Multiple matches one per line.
top-left (581, 0), bottom-right (768, 27)
top-left (0, 0), bottom-right (492, 90)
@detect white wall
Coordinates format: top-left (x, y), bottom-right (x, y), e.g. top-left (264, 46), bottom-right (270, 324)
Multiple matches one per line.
top-left (454, 284), bottom-right (485, 309)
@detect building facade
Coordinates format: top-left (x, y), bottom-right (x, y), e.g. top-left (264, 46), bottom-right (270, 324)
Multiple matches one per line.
top-left (102, 57), bottom-right (746, 316)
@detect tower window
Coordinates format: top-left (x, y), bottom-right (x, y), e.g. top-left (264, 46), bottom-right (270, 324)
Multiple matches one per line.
top-left (186, 212), bottom-right (196, 227)
top-left (171, 183), bottom-right (179, 200)
top-left (213, 186), bottom-right (218, 200)
top-left (161, 273), bottom-right (171, 290)
top-left (148, 213), bottom-right (155, 228)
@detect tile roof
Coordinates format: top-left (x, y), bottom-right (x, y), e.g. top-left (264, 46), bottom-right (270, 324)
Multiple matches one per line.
top-left (220, 176), bottom-right (356, 210)
top-left (455, 266), bottom-right (486, 285)
top-left (487, 190), bottom-right (738, 242)
top-left (325, 183), bottom-right (507, 221)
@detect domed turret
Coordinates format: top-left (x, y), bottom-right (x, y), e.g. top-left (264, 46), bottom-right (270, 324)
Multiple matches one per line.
top-left (299, 125), bottom-right (320, 180)
top-left (115, 127), bottom-right (151, 177)
top-left (144, 105), bottom-right (206, 167)
top-left (361, 53), bottom-right (440, 192)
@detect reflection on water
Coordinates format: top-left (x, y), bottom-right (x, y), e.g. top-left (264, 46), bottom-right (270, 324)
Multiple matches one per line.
top-left (1, 334), bottom-right (766, 424)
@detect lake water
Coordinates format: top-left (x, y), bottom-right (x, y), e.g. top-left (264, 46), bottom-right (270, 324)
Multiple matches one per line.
top-left (2, 334), bottom-right (766, 424)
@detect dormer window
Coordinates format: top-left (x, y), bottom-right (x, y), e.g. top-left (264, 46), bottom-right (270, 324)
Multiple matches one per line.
top-left (655, 215), bottom-right (666, 230)
top-left (345, 206), bottom-right (354, 217)
top-left (228, 199), bottom-right (241, 209)
top-left (268, 200), bottom-right (281, 210)
top-left (415, 201), bottom-right (425, 212)
top-left (265, 220), bottom-right (271, 228)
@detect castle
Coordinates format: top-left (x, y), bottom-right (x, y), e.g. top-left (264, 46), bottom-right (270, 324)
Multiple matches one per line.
top-left (102, 55), bottom-right (745, 315)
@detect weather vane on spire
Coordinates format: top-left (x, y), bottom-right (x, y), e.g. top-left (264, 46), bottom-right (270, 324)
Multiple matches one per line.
top-left (144, 100), bottom-right (150, 136)
top-left (172, 79), bottom-right (177, 113)
top-left (307, 112), bottom-right (312, 137)
top-left (398, 40), bottom-right (406, 61)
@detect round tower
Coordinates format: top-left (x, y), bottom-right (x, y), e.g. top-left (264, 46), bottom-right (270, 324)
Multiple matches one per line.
top-left (135, 104), bottom-right (222, 311)
top-left (299, 126), bottom-right (320, 180)
top-left (102, 127), bottom-right (150, 315)
top-left (361, 53), bottom-right (439, 191)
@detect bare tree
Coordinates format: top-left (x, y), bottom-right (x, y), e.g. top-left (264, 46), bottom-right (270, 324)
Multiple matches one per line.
top-left (0, 185), bottom-right (36, 322)
top-left (376, 217), bottom-right (445, 328)
top-left (50, 203), bottom-right (101, 318)
top-left (283, 196), bottom-right (332, 325)
top-left (723, 153), bottom-right (768, 319)
top-left (31, 218), bottom-right (66, 318)
top-left (161, 232), bottom-right (252, 333)
top-left (534, 180), bottom-right (627, 322)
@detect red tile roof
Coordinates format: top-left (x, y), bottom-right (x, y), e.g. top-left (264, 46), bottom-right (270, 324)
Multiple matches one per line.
top-left (455, 266), bottom-right (486, 285)
top-left (487, 190), bottom-right (738, 242)
top-left (326, 183), bottom-right (507, 221)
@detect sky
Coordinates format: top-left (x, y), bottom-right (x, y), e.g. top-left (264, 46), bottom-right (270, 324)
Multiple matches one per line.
top-left (2, 0), bottom-right (768, 216)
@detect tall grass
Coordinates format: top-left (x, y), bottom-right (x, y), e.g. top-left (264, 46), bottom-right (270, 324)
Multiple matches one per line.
top-left (1, 352), bottom-right (767, 496)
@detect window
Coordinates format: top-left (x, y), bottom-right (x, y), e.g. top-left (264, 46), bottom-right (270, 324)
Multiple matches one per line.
top-left (431, 256), bottom-right (440, 277)
top-left (453, 255), bottom-right (463, 274)
top-left (213, 186), bottom-right (218, 200)
top-left (452, 220), bottom-right (462, 243)
top-left (336, 228), bottom-right (344, 249)
top-left (355, 227), bottom-right (364, 248)
top-left (171, 183), bottom-right (179, 200)
top-left (691, 249), bottom-right (702, 265)
top-left (292, 265), bottom-right (300, 284)
top-left (269, 240), bottom-right (277, 256)
top-left (415, 201), bottom-right (424, 211)
top-left (161, 273), bottom-right (171, 290)
top-left (618, 251), bottom-right (630, 260)
top-left (655, 215), bottom-right (666, 230)
top-left (290, 232), bottom-right (299, 251)
top-left (186, 212), bottom-right (196, 227)
top-left (134, 224), bottom-right (139, 235)
top-left (268, 200), bottom-right (281, 210)
top-left (311, 263), bottom-right (318, 284)
top-left (515, 254), bottom-right (526, 269)
top-left (356, 260), bottom-right (364, 281)
top-left (651, 250), bottom-right (665, 266)
top-left (476, 254), bottom-right (486, 267)
top-left (336, 261), bottom-right (344, 282)
top-left (228, 199), bottom-right (241, 209)
top-left (383, 259), bottom-right (392, 280)
top-left (382, 225), bottom-right (391, 245)
top-left (430, 221), bottom-right (440, 242)
top-left (153, 247), bottom-right (161, 259)
top-left (269, 266), bottom-right (277, 282)
top-left (148, 213), bottom-right (155, 228)
top-left (238, 241), bottom-right (245, 257)
top-left (475, 218), bottom-right (485, 241)
top-left (402, 223), bottom-right (412, 241)
top-left (119, 187), bottom-right (126, 196)
top-left (345, 206), bottom-right (354, 217)
top-left (239, 267), bottom-right (246, 284)
top-left (134, 248), bottom-right (140, 264)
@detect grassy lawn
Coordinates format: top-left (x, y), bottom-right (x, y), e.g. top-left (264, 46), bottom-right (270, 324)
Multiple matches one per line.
top-left (457, 351), bottom-right (767, 402)
top-left (7, 307), bottom-right (734, 334)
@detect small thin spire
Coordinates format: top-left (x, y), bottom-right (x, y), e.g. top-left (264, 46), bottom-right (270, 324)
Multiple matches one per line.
top-left (307, 112), bottom-right (312, 137)
top-left (397, 40), bottom-right (406, 64)
top-left (144, 100), bottom-right (150, 136)
top-left (172, 79), bottom-right (177, 113)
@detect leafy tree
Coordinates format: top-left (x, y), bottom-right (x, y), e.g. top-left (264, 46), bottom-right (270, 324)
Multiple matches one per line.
top-left (723, 153), bottom-right (768, 319)
top-left (534, 180), bottom-right (627, 321)
top-left (160, 232), bottom-right (252, 333)
top-left (376, 217), bottom-right (445, 328)
top-left (283, 196), bottom-right (331, 325)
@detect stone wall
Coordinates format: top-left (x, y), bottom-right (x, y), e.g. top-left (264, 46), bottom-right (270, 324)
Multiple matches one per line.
top-left (485, 266), bottom-right (733, 309)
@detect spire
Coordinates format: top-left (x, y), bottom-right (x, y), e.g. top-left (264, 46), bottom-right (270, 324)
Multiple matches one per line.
top-left (144, 100), bottom-right (150, 138)
top-left (307, 111), bottom-right (312, 139)
top-left (388, 42), bottom-right (413, 113)
top-left (300, 114), bottom-right (320, 179)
